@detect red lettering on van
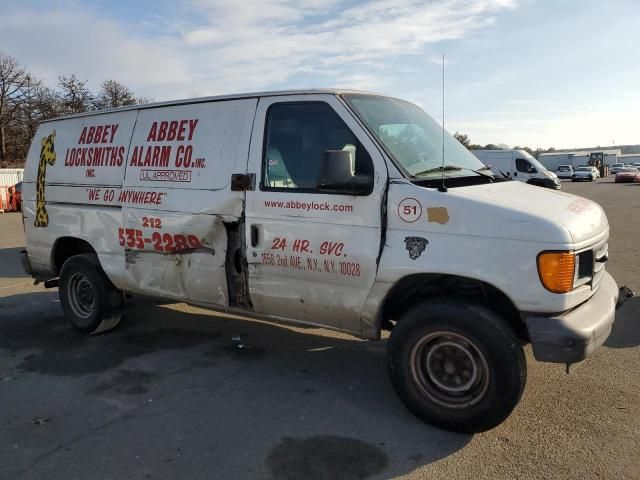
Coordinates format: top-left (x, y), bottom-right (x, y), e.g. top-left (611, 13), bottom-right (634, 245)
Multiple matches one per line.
top-left (188, 119), bottom-right (198, 140)
top-left (147, 122), bottom-right (158, 142)
top-left (319, 241), bottom-right (344, 257)
top-left (167, 121), bottom-right (178, 141)
top-left (146, 119), bottom-right (198, 143)
top-left (78, 124), bottom-right (119, 144)
top-left (108, 124), bottom-right (119, 143)
top-left (86, 126), bottom-right (96, 143)
top-left (176, 120), bottom-right (187, 141)
top-left (158, 122), bottom-right (169, 141)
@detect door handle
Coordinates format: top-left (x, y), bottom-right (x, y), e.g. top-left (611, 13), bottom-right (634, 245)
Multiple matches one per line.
top-left (513, 172), bottom-right (517, 177)
top-left (250, 225), bottom-right (259, 247)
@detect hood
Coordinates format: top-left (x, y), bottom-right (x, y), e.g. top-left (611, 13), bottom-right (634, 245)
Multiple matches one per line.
top-left (449, 181), bottom-right (608, 244)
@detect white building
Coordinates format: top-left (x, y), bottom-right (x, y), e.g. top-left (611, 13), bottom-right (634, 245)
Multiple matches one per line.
top-left (538, 149), bottom-right (621, 171)
top-left (0, 168), bottom-right (24, 187)
top-left (618, 153), bottom-right (640, 165)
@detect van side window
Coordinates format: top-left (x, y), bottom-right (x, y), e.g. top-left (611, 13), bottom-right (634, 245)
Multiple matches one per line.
top-left (516, 158), bottom-right (533, 173)
top-left (263, 102), bottom-right (373, 192)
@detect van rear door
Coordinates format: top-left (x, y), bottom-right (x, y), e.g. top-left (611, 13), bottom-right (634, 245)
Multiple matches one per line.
top-left (119, 99), bottom-right (257, 305)
top-left (244, 94), bottom-right (387, 333)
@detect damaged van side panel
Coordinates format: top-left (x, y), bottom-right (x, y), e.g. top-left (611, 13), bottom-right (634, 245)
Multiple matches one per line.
top-left (22, 97), bottom-right (259, 309)
top-left (117, 99), bottom-right (258, 307)
top-left (120, 209), bottom-right (232, 306)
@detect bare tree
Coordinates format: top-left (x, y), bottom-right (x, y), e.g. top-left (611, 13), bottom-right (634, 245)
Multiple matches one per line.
top-left (0, 51), bottom-right (32, 162)
top-left (454, 131), bottom-right (471, 149)
top-left (8, 76), bottom-right (43, 160)
top-left (137, 96), bottom-right (155, 105)
top-left (94, 79), bottom-right (137, 110)
top-left (58, 74), bottom-right (93, 114)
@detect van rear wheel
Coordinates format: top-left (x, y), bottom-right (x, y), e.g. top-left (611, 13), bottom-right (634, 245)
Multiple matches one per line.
top-left (387, 300), bottom-right (526, 433)
top-left (59, 254), bottom-right (124, 334)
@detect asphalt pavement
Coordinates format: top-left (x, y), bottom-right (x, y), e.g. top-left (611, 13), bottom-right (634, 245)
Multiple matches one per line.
top-left (0, 177), bottom-right (638, 480)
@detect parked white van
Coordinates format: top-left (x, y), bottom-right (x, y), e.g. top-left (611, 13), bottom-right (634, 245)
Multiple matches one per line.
top-left (21, 90), bottom-right (618, 433)
top-left (471, 149), bottom-right (561, 189)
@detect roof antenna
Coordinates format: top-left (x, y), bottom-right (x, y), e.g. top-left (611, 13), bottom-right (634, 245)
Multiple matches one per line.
top-left (439, 53), bottom-right (447, 193)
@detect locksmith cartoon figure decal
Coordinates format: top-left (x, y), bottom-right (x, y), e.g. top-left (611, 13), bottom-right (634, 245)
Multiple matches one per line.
top-left (34, 130), bottom-right (56, 227)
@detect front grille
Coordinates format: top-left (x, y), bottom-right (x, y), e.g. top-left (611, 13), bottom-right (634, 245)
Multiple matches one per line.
top-left (592, 239), bottom-right (608, 289)
top-left (575, 237), bottom-right (608, 290)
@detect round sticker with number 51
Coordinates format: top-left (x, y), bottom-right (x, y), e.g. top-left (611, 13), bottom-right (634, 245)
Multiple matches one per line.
top-left (398, 197), bottom-right (422, 223)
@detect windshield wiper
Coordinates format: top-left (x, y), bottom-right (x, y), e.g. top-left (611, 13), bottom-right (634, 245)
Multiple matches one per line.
top-left (412, 165), bottom-right (462, 176)
top-left (475, 165), bottom-right (495, 180)
top-left (413, 164), bottom-right (494, 181)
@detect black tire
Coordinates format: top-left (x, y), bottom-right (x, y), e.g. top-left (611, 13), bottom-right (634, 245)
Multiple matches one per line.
top-left (59, 254), bottom-right (124, 334)
top-left (388, 300), bottom-right (526, 433)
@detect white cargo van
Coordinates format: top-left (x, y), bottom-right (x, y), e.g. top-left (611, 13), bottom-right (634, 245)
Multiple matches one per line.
top-left (20, 90), bottom-right (618, 433)
top-left (471, 149), bottom-right (560, 189)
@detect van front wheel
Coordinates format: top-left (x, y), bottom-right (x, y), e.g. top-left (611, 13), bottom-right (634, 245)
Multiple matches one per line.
top-left (388, 301), bottom-right (526, 433)
top-left (59, 254), bottom-right (124, 334)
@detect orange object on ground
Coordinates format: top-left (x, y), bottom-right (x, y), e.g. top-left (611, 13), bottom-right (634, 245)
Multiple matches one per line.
top-left (0, 186), bottom-right (6, 212)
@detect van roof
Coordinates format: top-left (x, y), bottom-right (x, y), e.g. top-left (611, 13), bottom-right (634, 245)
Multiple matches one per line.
top-left (469, 150), bottom-right (515, 153)
top-left (41, 88), bottom-right (381, 123)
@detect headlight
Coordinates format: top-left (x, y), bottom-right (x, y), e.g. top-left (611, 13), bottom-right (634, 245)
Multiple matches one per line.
top-left (537, 251), bottom-right (575, 293)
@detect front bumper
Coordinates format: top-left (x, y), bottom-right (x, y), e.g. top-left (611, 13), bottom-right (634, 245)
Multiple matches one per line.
top-left (524, 271), bottom-right (618, 364)
top-left (543, 177), bottom-right (561, 189)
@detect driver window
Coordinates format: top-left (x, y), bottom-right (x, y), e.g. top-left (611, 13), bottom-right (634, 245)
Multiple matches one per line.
top-left (263, 102), bottom-right (373, 191)
top-left (515, 158), bottom-right (534, 173)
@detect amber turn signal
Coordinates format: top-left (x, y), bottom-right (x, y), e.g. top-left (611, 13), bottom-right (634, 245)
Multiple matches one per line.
top-left (537, 251), bottom-right (575, 293)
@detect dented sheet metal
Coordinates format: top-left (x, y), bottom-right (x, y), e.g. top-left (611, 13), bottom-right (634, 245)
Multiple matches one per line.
top-left (120, 210), bottom-right (231, 306)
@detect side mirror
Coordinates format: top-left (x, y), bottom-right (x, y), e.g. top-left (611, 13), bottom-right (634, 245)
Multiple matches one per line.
top-left (528, 166), bottom-right (537, 174)
top-left (317, 150), bottom-right (372, 195)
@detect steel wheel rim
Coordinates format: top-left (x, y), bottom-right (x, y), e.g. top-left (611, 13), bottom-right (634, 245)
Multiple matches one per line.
top-left (410, 331), bottom-right (490, 409)
top-left (67, 272), bottom-right (95, 319)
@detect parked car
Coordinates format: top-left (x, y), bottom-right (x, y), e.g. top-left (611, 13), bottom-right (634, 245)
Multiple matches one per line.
top-left (633, 162), bottom-right (640, 168)
top-left (614, 167), bottom-right (640, 183)
top-left (20, 89), bottom-right (618, 434)
top-left (586, 166), bottom-right (600, 178)
top-left (555, 165), bottom-right (574, 179)
top-left (610, 163), bottom-right (625, 175)
top-left (572, 166), bottom-right (596, 182)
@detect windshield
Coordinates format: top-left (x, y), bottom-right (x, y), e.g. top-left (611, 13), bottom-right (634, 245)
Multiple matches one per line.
top-left (576, 167), bottom-right (591, 172)
top-left (343, 94), bottom-right (488, 179)
top-left (517, 150), bottom-right (547, 172)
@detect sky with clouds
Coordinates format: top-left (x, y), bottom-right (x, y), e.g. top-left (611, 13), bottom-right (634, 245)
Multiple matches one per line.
top-left (1, 0), bottom-right (638, 149)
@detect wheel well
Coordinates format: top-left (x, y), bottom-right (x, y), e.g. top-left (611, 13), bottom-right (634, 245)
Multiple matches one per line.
top-left (52, 237), bottom-right (97, 274)
top-left (380, 274), bottom-right (528, 341)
